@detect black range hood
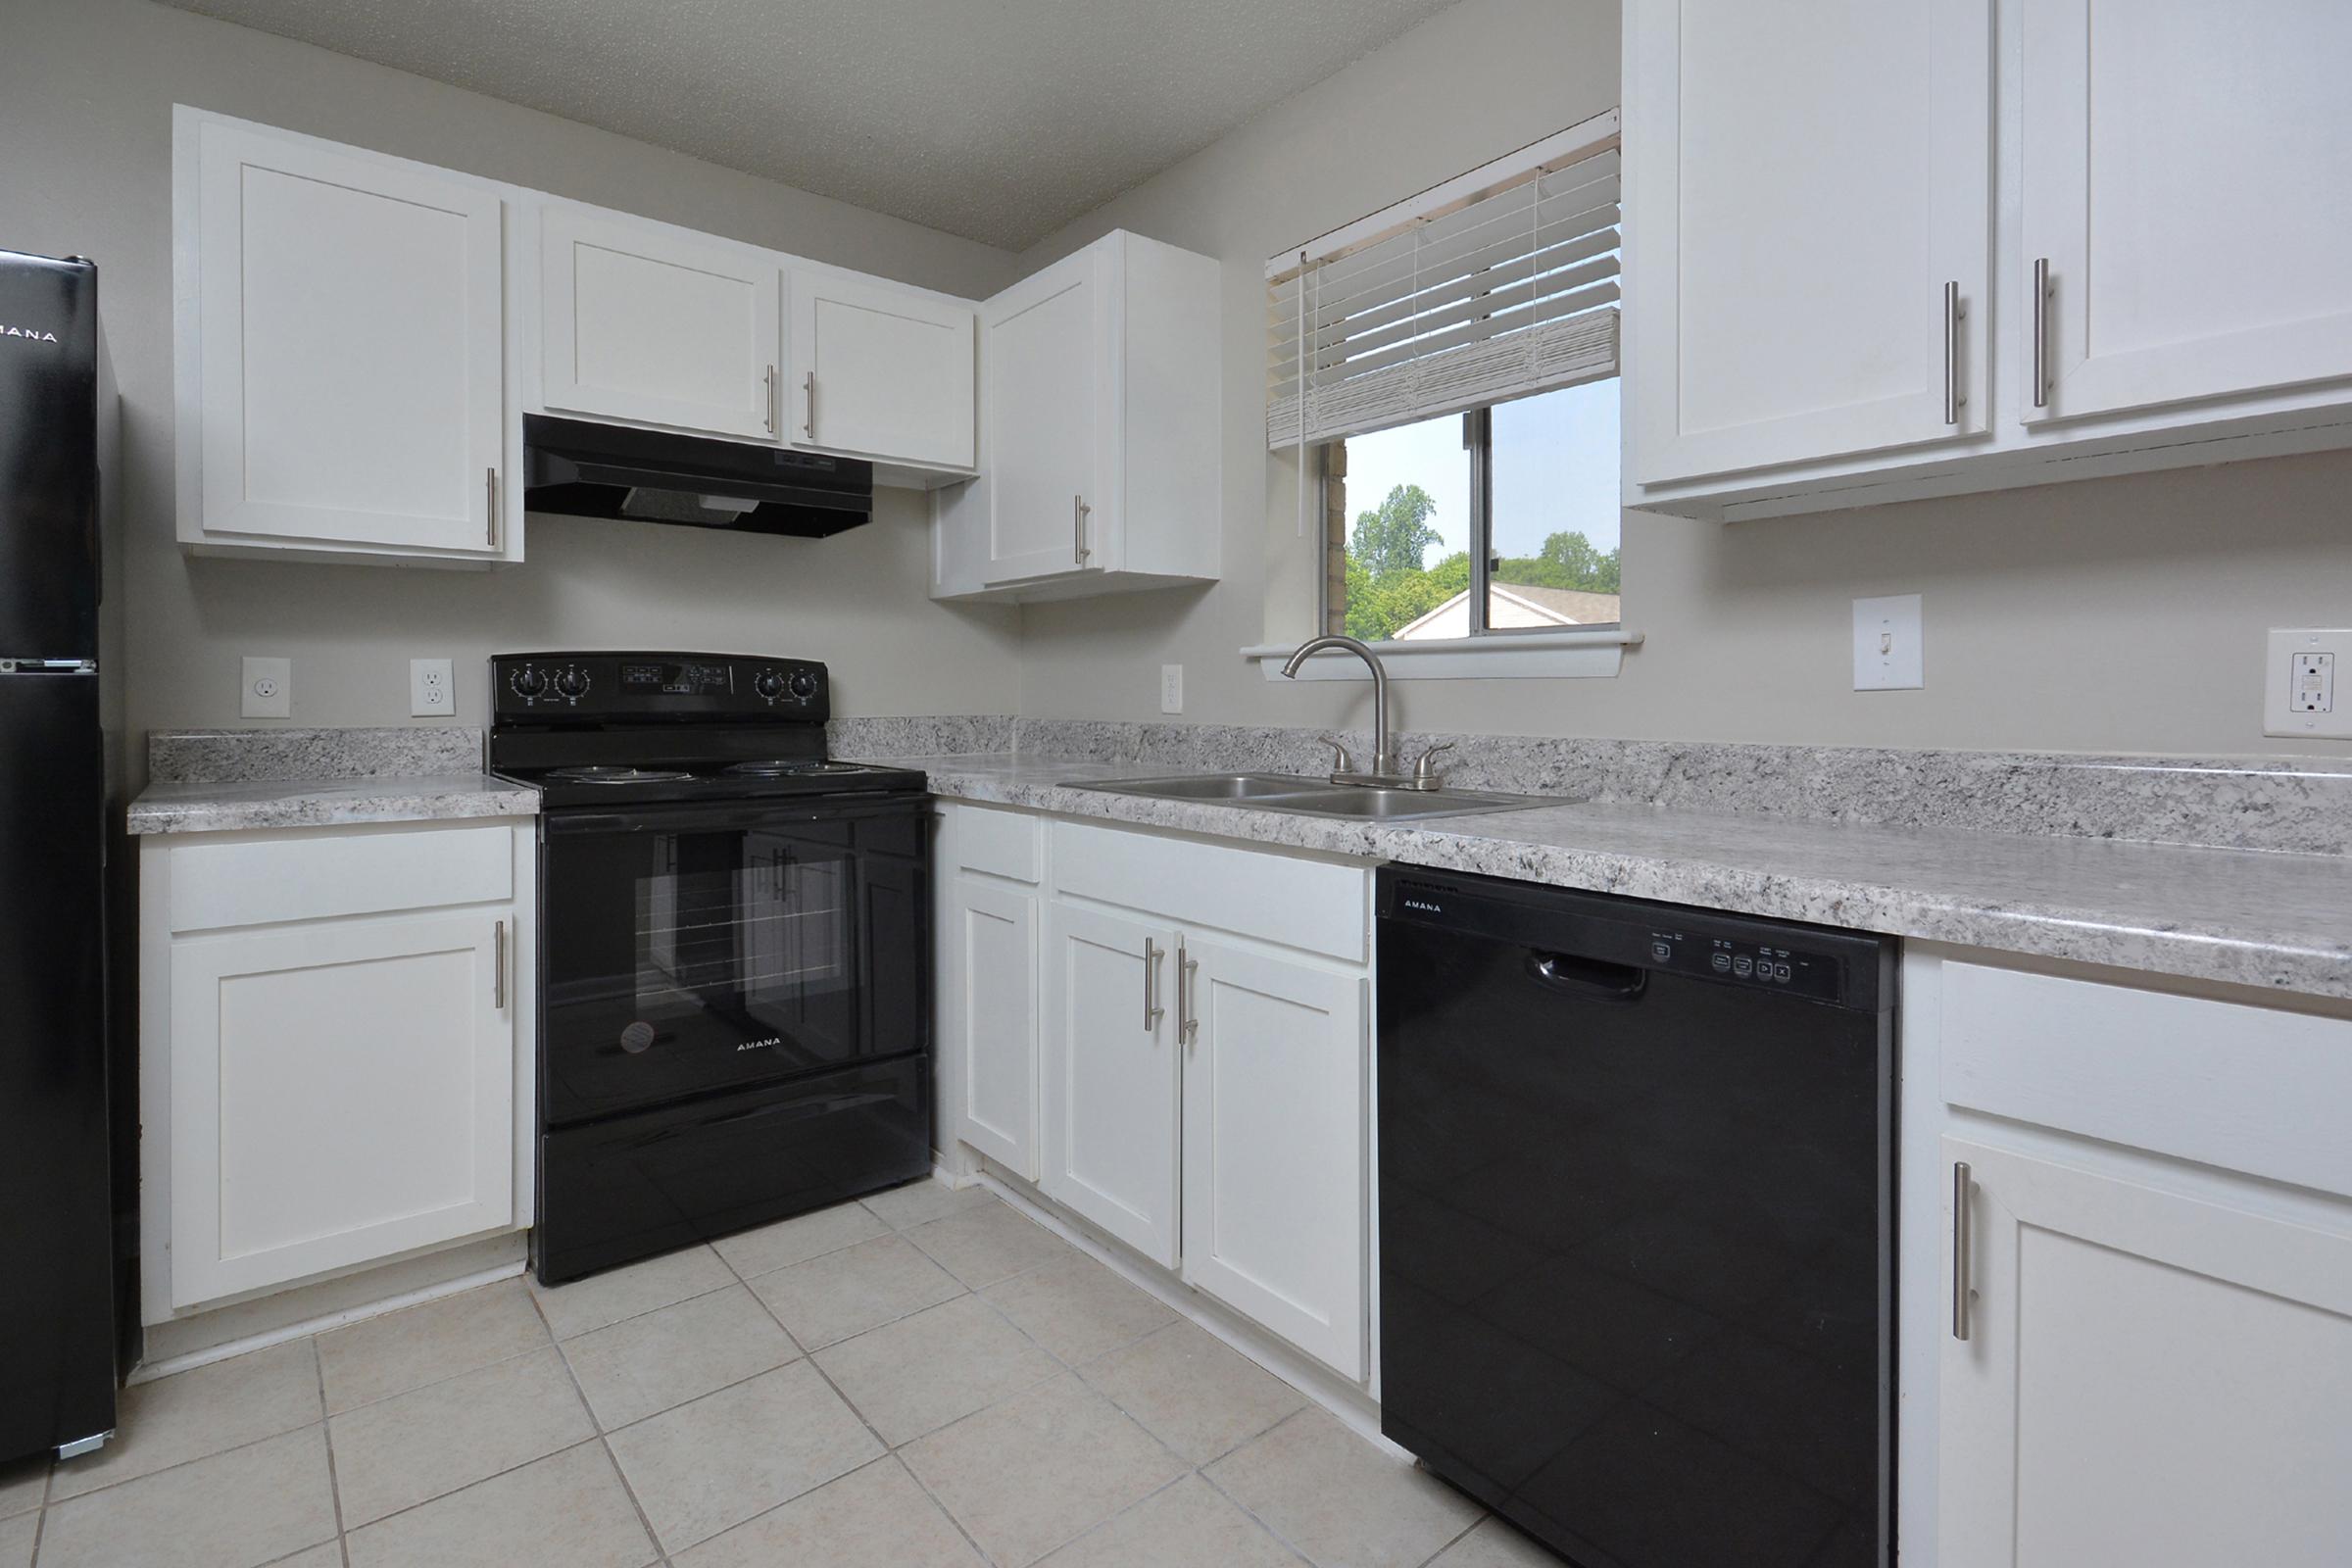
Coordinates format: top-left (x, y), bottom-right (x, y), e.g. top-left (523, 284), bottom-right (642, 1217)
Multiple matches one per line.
top-left (523, 414), bottom-right (873, 538)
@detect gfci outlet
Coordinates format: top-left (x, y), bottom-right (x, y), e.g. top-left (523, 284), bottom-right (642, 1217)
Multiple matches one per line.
top-left (241, 656), bottom-right (291, 719)
top-left (1160, 663), bottom-right (1185, 714)
top-left (411, 658), bottom-right (456, 717)
top-left (2264, 629), bottom-right (2352, 739)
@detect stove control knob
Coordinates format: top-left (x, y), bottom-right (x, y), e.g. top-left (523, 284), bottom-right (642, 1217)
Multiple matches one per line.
top-left (555, 667), bottom-right (588, 699)
top-left (754, 669), bottom-right (785, 701)
top-left (787, 669), bottom-right (819, 702)
top-left (512, 667), bottom-right (545, 698)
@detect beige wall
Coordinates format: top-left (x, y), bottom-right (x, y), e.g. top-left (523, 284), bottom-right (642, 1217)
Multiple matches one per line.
top-left (1011, 0), bottom-right (2352, 760)
top-left (1, 0), bottom-right (1027, 748)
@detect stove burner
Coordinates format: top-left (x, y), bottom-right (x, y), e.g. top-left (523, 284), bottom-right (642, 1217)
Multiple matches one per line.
top-left (721, 760), bottom-right (873, 777)
top-left (548, 765), bottom-right (697, 785)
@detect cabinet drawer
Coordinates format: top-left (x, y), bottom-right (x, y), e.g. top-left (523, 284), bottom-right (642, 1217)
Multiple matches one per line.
top-left (1939, 960), bottom-right (2352, 1200)
top-left (1052, 819), bottom-right (1368, 963)
top-left (952, 805), bottom-right (1043, 883)
top-left (170, 824), bottom-right (514, 932)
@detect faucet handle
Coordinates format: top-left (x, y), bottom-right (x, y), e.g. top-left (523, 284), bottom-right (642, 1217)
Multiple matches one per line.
top-left (1324, 737), bottom-right (1357, 775)
top-left (1411, 741), bottom-right (1457, 787)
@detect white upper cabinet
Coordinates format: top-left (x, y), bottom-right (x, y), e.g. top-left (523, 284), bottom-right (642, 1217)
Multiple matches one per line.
top-left (176, 112), bottom-right (514, 564)
top-left (1624, 2), bottom-right (2352, 520)
top-left (980, 245), bottom-right (1108, 584)
top-left (934, 229), bottom-right (1221, 602)
top-left (2019, 0), bottom-right (2352, 425)
top-left (791, 270), bottom-right (975, 471)
top-left (1625, 0), bottom-right (1990, 482)
top-left (539, 206), bottom-right (784, 442)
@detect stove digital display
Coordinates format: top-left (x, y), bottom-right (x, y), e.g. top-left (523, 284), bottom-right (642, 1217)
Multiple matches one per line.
top-left (621, 662), bottom-right (734, 695)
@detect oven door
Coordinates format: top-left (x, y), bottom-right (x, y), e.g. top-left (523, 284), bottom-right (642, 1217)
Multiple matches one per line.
top-left (539, 794), bottom-right (929, 1126)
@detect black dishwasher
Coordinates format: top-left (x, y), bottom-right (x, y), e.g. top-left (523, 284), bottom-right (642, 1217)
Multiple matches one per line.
top-left (1377, 866), bottom-right (1897, 1568)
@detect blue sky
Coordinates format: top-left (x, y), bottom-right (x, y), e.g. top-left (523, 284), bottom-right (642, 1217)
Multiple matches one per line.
top-left (1344, 378), bottom-right (1621, 564)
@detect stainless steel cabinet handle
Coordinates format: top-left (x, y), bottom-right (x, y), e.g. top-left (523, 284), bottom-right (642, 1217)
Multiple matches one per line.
top-left (1951, 1160), bottom-right (1973, 1341)
top-left (1073, 496), bottom-right (1093, 566)
top-left (1143, 938), bottom-right (1164, 1031)
top-left (804, 371), bottom-right (817, 440)
top-left (2031, 258), bottom-right (2051, 411)
top-left (485, 467), bottom-right (499, 550)
top-left (1942, 281), bottom-right (1966, 426)
top-left (493, 919), bottom-right (509, 1011)
top-left (1177, 939), bottom-right (1199, 1045)
top-left (764, 365), bottom-right (780, 433)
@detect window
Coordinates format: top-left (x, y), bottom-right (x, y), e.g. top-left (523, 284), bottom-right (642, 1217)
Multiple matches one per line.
top-left (1269, 110), bottom-right (1625, 654)
top-left (1324, 378), bottom-right (1620, 641)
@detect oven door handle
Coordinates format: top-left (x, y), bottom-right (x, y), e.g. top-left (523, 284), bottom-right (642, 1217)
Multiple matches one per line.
top-left (543, 794), bottom-right (927, 835)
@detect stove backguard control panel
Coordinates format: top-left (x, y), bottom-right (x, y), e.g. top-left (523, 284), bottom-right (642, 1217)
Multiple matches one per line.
top-left (492, 652), bottom-right (828, 721)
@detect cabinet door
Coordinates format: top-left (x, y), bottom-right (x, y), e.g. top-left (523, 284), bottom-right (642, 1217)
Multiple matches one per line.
top-left (540, 206), bottom-right (783, 440)
top-left (1626, 0), bottom-right (1990, 482)
top-left (2020, 2), bottom-right (2352, 424)
top-left (792, 271), bottom-right (975, 468)
top-left (1939, 1137), bottom-right (2352, 1567)
top-left (1181, 941), bottom-right (1367, 1378)
top-left (193, 121), bottom-right (505, 553)
top-left (949, 877), bottom-right (1039, 1179)
top-left (169, 909), bottom-right (516, 1306)
top-left (979, 244), bottom-right (1110, 585)
top-left (1041, 902), bottom-right (1178, 1266)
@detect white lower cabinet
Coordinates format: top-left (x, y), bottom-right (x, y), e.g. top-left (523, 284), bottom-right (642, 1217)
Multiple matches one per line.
top-left (1041, 903), bottom-right (1183, 1268)
top-left (1180, 939), bottom-right (1367, 1379)
top-left (946, 876), bottom-right (1041, 1180)
top-left (1939, 1135), bottom-right (2352, 1567)
top-left (936, 803), bottom-right (1372, 1381)
top-left (142, 820), bottom-right (534, 1317)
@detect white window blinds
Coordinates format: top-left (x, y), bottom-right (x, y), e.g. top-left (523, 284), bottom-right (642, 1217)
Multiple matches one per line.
top-left (1266, 110), bottom-right (1621, 451)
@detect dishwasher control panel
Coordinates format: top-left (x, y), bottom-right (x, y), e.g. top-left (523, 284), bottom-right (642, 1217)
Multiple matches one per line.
top-left (1647, 928), bottom-right (1844, 1004)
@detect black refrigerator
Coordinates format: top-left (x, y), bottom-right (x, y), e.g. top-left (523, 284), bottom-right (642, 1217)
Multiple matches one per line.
top-left (0, 250), bottom-right (122, 1464)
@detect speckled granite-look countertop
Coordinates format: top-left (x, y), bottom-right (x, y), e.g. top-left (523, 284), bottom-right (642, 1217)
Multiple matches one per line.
top-left (129, 727), bottom-right (535, 835)
top-left (876, 752), bottom-right (2352, 1003)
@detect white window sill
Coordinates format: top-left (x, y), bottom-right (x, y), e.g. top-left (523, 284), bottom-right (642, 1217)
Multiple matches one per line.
top-left (1241, 627), bottom-right (1641, 681)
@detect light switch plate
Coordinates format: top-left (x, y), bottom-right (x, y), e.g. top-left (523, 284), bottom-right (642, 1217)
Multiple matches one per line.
top-left (241, 656), bottom-right (291, 719)
top-left (1160, 663), bottom-right (1185, 714)
top-left (410, 658), bottom-right (455, 717)
top-left (2263, 628), bottom-right (2352, 738)
top-left (1852, 595), bottom-right (1924, 691)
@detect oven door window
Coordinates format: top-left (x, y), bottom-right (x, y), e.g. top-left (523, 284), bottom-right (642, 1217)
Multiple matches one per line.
top-left (544, 817), bottom-right (869, 1124)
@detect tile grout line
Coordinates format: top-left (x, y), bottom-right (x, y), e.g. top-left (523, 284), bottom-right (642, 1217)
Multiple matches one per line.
top-left (735, 1278), bottom-right (1005, 1568)
top-left (1412, 1511), bottom-right (1489, 1568)
top-left (25, 1452), bottom-right (52, 1568)
top-left (526, 1286), bottom-right (668, 1566)
top-left (309, 1337), bottom-right (354, 1568)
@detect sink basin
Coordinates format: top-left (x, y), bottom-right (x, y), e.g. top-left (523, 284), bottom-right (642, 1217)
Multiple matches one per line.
top-left (1074, 774), bottom-right (1547, 822)
top-left (1257, 787), bottom-right (1543, 820)
top-left (1081, 773), bottom-right (1327, 801)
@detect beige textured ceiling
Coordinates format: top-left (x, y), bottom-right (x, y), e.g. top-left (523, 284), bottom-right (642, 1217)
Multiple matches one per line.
top-left (155, 0), bottom-right (1463, 249)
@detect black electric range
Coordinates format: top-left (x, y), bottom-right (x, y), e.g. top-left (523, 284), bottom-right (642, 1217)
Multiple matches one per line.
top-left (490, 652), bottom-right (935, 1284)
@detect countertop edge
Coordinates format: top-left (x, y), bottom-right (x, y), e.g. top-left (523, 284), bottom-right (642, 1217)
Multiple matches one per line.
top-left (898, 757), bottom-right (2352, 1004)
top-left (126, 773), bottom-right (539, 836)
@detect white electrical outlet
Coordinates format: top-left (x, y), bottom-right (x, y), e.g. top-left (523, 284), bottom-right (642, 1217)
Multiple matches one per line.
top-left (241, 656), bottom-right (291, 719)
top-left (1159, 664), bottom-right (1185, 714)
top-left (2263, 629), bottom-right (2352, 738)
top-left (411, 658), bottom-right (455, 717)
top-left (1852, 595), bottom-right (1924, 691)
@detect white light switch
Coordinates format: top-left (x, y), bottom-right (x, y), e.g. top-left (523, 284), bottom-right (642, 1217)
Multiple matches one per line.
top-left (1852, 595), bottom-right (1924, 691)
top-left (2264, 629), bottom-right (2352, 738)
top-left (1160, 663), bottom-right (1185, 714)
top-left (411, 658), bottom-right (455, 717)
top-left (241, 656), bottom-right (291, 719)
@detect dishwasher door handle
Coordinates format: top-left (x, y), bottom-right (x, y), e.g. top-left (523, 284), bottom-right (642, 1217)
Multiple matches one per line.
top-left (1523, 951), bottom-right (1647, 1003)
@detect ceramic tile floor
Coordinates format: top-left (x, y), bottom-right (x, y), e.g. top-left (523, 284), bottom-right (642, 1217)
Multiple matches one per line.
top-left (0, 1179), bottom-right (1562, 1568)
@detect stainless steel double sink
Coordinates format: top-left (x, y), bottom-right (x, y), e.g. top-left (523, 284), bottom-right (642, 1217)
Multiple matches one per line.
top-left (1070, 772), bottom-right (1549, 822)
